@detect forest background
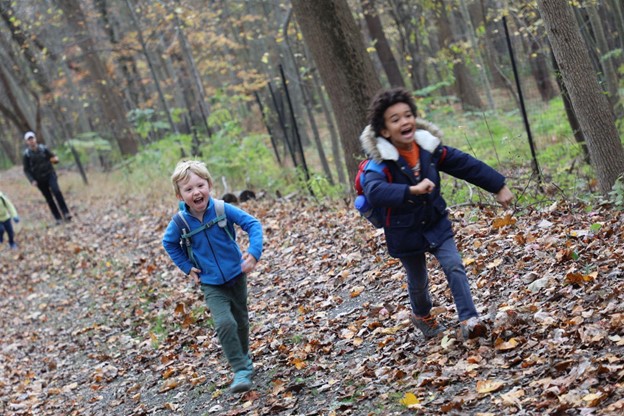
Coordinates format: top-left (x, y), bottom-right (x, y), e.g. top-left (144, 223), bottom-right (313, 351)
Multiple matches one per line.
top-left (0, 0), bottom-right (622, 204)
top-left (1, 0), bottom-right (624, 415)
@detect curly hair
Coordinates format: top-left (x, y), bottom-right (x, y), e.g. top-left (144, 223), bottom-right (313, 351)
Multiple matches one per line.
top-left (367, 88), bottom-right (418, 137)
top-left (171, 160), bottom-right (214, 196)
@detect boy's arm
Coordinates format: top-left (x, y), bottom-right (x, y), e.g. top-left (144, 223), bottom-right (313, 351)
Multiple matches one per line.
top-left (437, 146), bottom-right (506, 194)
top-left (225, 204), bottom-right (263, 261)
top-left (162, 220), bottom-right (195, 275)
top-left (363, 171), bottom-right (411, 208)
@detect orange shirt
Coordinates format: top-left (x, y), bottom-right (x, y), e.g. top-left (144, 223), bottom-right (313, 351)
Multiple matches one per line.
top-left (397, 144), bottom-right (420, 169)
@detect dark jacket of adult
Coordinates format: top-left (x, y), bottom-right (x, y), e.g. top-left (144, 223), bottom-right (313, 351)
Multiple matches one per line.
top-left (359, 119), bottom-right (506, 258)
top-left (23, 144), bottom-right (56, 183)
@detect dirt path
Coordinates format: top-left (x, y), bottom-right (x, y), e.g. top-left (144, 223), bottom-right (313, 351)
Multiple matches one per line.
top-left (1, 167), bottom-right (623, 415)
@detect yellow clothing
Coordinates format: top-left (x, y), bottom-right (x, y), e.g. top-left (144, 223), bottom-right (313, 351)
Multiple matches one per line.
top-left (0, 192), bottom-right (18, 222)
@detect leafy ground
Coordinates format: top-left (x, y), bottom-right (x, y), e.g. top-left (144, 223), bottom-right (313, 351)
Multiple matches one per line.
top-left (1, 166), bottom-right (623, 416)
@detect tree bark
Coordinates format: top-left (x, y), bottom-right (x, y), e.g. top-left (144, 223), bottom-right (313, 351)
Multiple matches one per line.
top-left (537, 0), bottom-right (624, 194)
top-left (55, 0), bottom-right (138, 156)
top-left (434, 0), bottom-right (484, 111)
top-left (291, 0), bottom-right (382, 186)
top-left (361, 0), bottom-right (405, 88)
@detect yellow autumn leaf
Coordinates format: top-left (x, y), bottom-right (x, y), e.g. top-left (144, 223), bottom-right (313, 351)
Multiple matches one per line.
top-left (476, 379), bottom-right (505, 393)
top-left (400, 392), bottom-right (420, 407)
top-left (350, 286), bottom-right (365, 297)
top-left (463, 257), bottom-right (475, 266)
top-left (492, 214), bottom-right (516, 229)
top-left (495, 337), bottom-right (519, 351)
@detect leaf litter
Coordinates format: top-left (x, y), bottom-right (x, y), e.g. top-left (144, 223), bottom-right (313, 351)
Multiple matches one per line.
top-left (0, 168), bottom-right (623, 415)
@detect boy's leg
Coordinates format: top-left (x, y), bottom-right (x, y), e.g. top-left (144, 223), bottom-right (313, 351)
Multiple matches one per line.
top-left (400, 253), bottom-right (432, 317)
top-left (201, 283), bottom-right (248, 373)
top-left (4, 219), bottom-right (15, 245)
top-left (228, 274), bottom-right (250, 358)
top-left (37, 179), bottom-right (62, 220)
top-left (48, 173), bottom-right (70, 218)
top-left (432, 238), bottom-right (478, 322)
top-left (0, 220), bottom-right (5, 243)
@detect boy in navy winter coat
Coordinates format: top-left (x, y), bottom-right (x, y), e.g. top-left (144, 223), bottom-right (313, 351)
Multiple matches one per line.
top-left (360, 88), bottom-right (513, 340)
top-left (162, 160), bottom-right (263, 393)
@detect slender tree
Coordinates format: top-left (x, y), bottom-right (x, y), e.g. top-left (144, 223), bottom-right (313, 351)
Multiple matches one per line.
top-left (55, 0), bottom-right (138, 155)
top-left (360, 0), bottom-right (405, 88)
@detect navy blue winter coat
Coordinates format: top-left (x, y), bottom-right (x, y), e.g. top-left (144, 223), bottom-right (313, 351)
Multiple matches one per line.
top-left (359, 120), bottom-right (506, 258)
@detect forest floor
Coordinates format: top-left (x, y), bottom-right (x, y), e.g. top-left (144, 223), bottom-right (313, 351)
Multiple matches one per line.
top-left (0, 166), bottom-right (623, 416)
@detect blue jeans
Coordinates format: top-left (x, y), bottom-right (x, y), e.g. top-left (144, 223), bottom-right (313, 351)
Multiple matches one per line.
top-left (200, 274), bottom-right (250, 373)
top-left (0, 219), bottom-right (15, 245)
top-left (400, 237), bottom-right (478, 322)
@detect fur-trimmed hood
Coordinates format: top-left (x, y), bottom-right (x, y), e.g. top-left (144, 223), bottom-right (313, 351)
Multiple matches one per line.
top-left (359, 118), bottom-right (444, 163)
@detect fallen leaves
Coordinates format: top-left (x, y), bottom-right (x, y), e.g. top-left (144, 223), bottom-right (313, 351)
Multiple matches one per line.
top-left (1, 170), bottom-right (623, 416)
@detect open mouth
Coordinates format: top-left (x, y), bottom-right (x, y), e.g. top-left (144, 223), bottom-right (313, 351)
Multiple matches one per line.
top-left (400, 127), bottom-right (414, 137)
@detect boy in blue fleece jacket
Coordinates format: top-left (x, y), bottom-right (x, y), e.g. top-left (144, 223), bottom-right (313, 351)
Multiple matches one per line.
top-left (360, 88), bottom-right (513, 341)
top-left (162, 160), bottom-right (263, 393)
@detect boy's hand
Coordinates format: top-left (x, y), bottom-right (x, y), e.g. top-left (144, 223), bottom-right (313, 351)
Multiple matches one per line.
top-left (241, 253), bottom-right (257, 274)
top-left (188, 267), bottom-right (201, 284)
top-left (496, 185), bottom-right (514, 209)
top-left (13, 216), bottom-right (20, 223)
top-left (51, 156), bottom-right (59, 164)
top-left (409, 178), bottom-right (435, 195)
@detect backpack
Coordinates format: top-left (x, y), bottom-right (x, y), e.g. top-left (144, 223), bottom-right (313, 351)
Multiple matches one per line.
top-left (354, 159), bottom-right (392, 228)
top-left (172, 199), bottom-right (234, 268)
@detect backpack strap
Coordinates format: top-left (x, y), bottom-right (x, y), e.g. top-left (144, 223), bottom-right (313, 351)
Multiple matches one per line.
top-left (213, 199), bottom-right (234, 241)
top-left (172, 212), bottom-right (198, 268)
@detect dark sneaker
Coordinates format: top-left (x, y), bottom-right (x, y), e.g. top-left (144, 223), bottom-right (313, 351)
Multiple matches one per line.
top-left (460, 317), bottom-right (488, 339)
top-left (230, 370), bottom-right (253, 393)
top-left (411, 313), bottom-right (446, 339)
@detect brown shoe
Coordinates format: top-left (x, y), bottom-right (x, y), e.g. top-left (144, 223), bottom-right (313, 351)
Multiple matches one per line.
top-left (460, 317), bottom-right (488, 339)
top-left (411, 313), bottom-right (446, 339)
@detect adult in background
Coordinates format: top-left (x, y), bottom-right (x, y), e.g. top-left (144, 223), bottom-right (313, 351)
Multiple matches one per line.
top-left (22, 131), bottom-right (72, 224)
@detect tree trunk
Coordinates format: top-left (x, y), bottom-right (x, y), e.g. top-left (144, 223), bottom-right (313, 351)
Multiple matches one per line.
top-left (586, 4), bottom-right (621, 116)
top-left (291, 0), bottom-right (382, 186)
top-left (458, 0), bottom-right (495, 110)
top-left (124, 0), bottom-right (177, 134)
top-left (550, 51), bottom-right (589, 164)
top-left (361, 0), bottom-right (405, 88)
top-left (389, 0), bottom-right (429, 91)
top-left (537, 0), bottom-right (624, 194)
top-left (434, 0), bottom-right (484, 111)
top-left (57, 0), bottom-right (138, 156)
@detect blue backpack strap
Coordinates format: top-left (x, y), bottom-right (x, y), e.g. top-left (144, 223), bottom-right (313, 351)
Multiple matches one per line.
top-left (362, 160), bottom-right (390, 185)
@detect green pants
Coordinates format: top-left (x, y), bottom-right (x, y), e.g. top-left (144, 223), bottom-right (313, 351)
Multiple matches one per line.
top-left (201, 274), bottom-right (250, 372)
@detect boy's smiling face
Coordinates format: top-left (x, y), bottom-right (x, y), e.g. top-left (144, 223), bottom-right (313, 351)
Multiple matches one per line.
top-left (381, 102), bottom-right (416, 150)
top-left (177, 172), bottom-right (211, 217)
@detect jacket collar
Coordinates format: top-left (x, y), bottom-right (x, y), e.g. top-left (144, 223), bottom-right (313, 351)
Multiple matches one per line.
top-left (359, 118), bottom-right (443, 163)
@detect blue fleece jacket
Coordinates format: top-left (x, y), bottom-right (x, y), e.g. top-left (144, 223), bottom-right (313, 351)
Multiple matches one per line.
top-left (162, 198), bottom-right (263, 285)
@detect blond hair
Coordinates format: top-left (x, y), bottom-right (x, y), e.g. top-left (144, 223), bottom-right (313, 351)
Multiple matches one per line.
top-left (171, 160), bottom-right (213, 196)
